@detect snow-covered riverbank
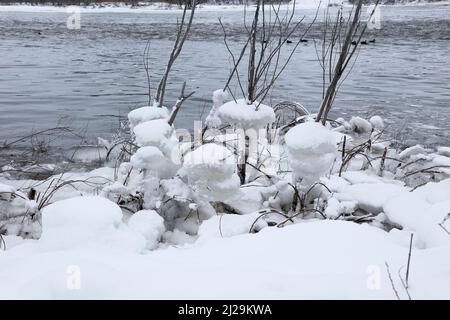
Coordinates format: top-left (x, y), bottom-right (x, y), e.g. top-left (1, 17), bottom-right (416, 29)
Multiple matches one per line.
top-left (1, 106), bottom-right (449, 299)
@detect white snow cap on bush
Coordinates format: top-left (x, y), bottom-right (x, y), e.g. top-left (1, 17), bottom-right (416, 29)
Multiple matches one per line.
top-left (133, 119), bottom-right (174, 153)
top-left (349, 116), bottom-right (372, 133)
top-left (128, 106), bottom-right (169, 129)
top-left (285, 121), bottom-right (339, 185)
top-left (217, 99), bottom-right (275, 128)
top-left (130, 146), bottom-right (166, 170)
top-left (183, 143), bottom-right (240, 201)
top-left (127, 210), bottom-right (165, 250)
top-left (205, 89), bottom-right (228, 128)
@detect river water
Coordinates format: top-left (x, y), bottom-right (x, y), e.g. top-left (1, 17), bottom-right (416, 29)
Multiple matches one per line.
top-left (0, 3), bottom-right (449, 161)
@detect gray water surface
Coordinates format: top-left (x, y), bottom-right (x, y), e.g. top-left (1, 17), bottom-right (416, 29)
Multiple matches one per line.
top-left (0, 4), bottom-right (449, 159)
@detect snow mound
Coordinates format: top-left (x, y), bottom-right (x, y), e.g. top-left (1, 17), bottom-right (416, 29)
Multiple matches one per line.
top-left (285, 122), bottom-right (339, 184)
top-left (133, 119), bottom-right (174, 153)
top-left (40, 196), bottom-right (144, 251)
top-left (128, 210), bottom-right (165, 250)
top-left (217, 99), bottom-right (275, 128)
top-left (130, 146), bottom-right (165, 169)
top-left (349, 116), bottom-right (372, 133)
top-left (384, 178), bottom-right (450, 248)
top-left (128, 106), bottom-right (169, 129)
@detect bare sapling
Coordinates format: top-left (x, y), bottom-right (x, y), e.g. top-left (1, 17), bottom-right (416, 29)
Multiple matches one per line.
top-left (315, 0), bottom-right (380, 125)
top-left (154, 0), bottom-right (197, 108)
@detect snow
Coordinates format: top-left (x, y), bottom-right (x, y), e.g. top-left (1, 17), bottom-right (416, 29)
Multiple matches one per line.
top-left (205, 89), bottom-right (228, 128)
top-left (384, 179), bottom-right (450, 248)
top-left (130, 146), bottom-right (165, 169)
top-left (40, 196), bottom-right (145, 252)
top-left (217, 99), bottom-right (275, 129)
top-left (183, 142), bottom-right (235, 167)
top-left (437, 146), bottom-right (450, 157)
top-left (0, 182), bottom-right (15, 201)
top-left (398, 145), bottom-right (426, 160)
top-left (198, 212), bottom-right (268, 239)
top-left (133, 119), bottom-right (174, 154)
top-left (369, 115), bottom-right (385, 130)
top-left (127, 210), bottom-right (165, 250)
top-left (323, 172), bottom-right (408, 214)
top-left (285, 121), bottom-right (339, 185)
top-left (128, 106), bottom-right (169, 130)
top-left (349, 116), bottom-right (373, 133)
top-left (182, 143), bottom-right (240, 202)
top-left (1, 220), bottom-right (449, 299)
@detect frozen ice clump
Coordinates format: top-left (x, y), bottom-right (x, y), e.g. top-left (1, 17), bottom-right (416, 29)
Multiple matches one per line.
top-left (127, 210), bottom-right (165, 250)
top-left (349, 116), bottom-right (372, 133)
top-left (130, 146), bottom-right (166, 170)
top-left (217, 99), bottom-right (275, 128)
top-left (437, 146), bottom-right (450, 157)
top-left (369, 115), bottom-right (384, 130)
top-left (384, 178), bottom-right (450, 248)
top-left (182, 143), bottom-right (240, 202)
top-left (133, 119), bottom-right (174, 154)
top-left (285, 121), bottom-right (339, 185)
top-left (128, 106), bottom-right (169, 129)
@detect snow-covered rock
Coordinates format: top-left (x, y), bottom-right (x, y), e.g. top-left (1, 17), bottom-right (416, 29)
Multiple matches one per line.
top-left (128, 106), bottom-right (169, 129)
top-left (217, 99), bottom-right (275, 129)
top-left (285, 121), bottom-right (339, 185)
top-left (127, 210), bottom-right (165, 250)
